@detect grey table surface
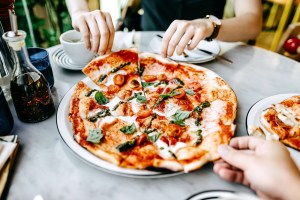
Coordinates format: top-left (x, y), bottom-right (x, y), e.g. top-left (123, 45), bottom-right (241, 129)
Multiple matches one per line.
top-left (6, 31), bottom-right (300, 200)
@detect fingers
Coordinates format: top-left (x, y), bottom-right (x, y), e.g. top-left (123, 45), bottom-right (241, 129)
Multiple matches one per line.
top-left (72, 10), bottom-right (115, 55)
top-left (77, 15), bottom-right (91, 50)
top-left (218, 144), bottom-right (254, 170)
top-left (229, 136), bottom-right (265, 150)
top-left (213, 159), bottom-right (250, 186)
top-left (161, 20), bottom-right (207, 57)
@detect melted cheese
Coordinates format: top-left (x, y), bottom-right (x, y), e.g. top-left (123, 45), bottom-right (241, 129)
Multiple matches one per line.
top-left (200, 100), bottom-right (226, 137)
top-left (155, 139), bottom-right (187, 159)
top-left (105, 96), bottom-right (122, 115)
top-left (274, 104), bottom-right (300, 126)
top-left (185, 118), bottom-right (199, 132)
top-left (96, 115), bottom-right (138, 129)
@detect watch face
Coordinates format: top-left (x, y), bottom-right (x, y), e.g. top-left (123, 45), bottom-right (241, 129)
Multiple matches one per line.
top-left (210, 15), bottom-right (222, 26)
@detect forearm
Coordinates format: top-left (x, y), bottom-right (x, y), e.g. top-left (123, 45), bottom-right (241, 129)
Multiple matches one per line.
top-left (66, 0), bottom-right (90, 16)
top-left (216, 13), bottom-right (262, 42)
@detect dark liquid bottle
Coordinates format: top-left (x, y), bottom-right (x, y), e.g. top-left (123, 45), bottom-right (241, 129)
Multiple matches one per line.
top-left (0, 86), bottom-right (14, 135)
top-left (3, 30), bottom-right (55, 123)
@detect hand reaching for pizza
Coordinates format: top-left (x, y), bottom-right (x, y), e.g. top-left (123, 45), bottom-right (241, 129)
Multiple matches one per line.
top-left (161, 19), bottom-right (214, 57)
top-left (213, 136), bottom-right (300, 200)
top-left (71, 10), bottom-right (115, 55)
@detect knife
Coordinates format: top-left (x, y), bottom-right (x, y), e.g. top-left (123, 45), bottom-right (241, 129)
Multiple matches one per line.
top-left (156, 34), bottom-right (233, 64)
top-left (196, 48), bottom-right (233, 64)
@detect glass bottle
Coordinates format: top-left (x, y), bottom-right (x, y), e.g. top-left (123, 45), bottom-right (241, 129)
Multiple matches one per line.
top-left (3, 30), bottom-right (55, 123)
top-left (0, 86), bottom-right (14, 135)
top-left (0, 0), bottom-right (15, 32)
top-left (0, 21), bottom-right (14, 100)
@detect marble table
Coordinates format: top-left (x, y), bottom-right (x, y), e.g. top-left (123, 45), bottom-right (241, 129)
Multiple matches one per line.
top-left (6, 31), bottom-right (300, 200)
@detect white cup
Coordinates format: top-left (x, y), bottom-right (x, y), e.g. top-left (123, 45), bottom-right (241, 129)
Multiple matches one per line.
top-left (59, 30), bottom-right (95, 66)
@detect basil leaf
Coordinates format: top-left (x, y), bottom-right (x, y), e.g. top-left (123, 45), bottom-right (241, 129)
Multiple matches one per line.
top-left (142, 82), bottom-right (156, 88)
top-left (171, 110), bottom-right (190, 127)
top-left (95, 91), bottom-right (109, 105)
top-left (194, 130), bottom-right (203, 146)
top-left (86, 89), bottom-right (98, 97)
top-left (135, 93), bottom-right (147, 103)
top-left (87, 128), bottom-right (103, 144)
top-left (98, 74), bottom-right (107, 83)
top-left (148, 132), bottom-right (161, 143)
top-left (111, 62), bottom-right (130, 73)
top-left (173, 78), bottom-right (184, 86)
top-left (120, 123), bottom-right (137, 134)
top-left (87, 108), bottom-right (111, 122)
top-left (116, 139), bottom-right (136, 152)
top-left (185, 89), bottom-right (196, 96)
top-left (193, 101), bottom-right (210, 114)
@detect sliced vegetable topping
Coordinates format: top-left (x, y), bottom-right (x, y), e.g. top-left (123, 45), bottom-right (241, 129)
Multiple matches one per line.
top-left (153, 86), bottom-right (182, 108)
top-left (98, 74), bottom-right (107, 83)
top-left (111, 62), bottom-right (130, 73)
top-left (127, 92), bottom-right (147, 103)
top-left (112, 101), bottom-right (124, 111)
top-left (87, 128), bottom-right (103, 144)
top-left (86, 89), bottom-right (98, 97)
top-left (193, 101), bottom-right (210, 114)
top-left (194, 130), bottom-right (203, 146)
top-left (87, 108), bottom-right (111, 122)
top-left (116, 139), bottom-right (136, 152)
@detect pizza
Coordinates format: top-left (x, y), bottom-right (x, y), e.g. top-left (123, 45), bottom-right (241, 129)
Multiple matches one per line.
top-left (69, 48), bottom-right (237, 172)
top-left (260, 95), bottom-right (300, 150)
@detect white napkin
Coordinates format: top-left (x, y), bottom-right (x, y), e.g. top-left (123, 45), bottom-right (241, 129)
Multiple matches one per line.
top-left (112, 31), bottom-right (135, 51)
top-left (0, 135), bottom-right (18, 198)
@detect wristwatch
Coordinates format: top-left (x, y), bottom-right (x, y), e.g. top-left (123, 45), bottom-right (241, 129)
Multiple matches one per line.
top-left (205, 15), bottom-right (222, 41)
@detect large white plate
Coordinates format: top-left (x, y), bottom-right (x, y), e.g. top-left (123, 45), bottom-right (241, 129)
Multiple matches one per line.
top-left (186, 190), bottom-right (259, 200)
top-left (149, 36), bottom-right (220, 63)
top-left (246, 93), bottom-right (300, 168)
top-left (56, 77), bottom-right (183, 178)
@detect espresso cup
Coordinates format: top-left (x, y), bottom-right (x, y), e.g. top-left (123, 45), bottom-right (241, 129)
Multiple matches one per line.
top-left (59, 30), bottom-right (95, 66)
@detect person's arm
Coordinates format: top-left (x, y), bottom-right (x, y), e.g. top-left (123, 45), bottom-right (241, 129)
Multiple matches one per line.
top-left (217, 0), bottom-right (262, 42)
top-left (161, 0), bottom-right (262, 57)
top-left (214, 136), bottom-right (300, 200)
top-left (66, 0), bottom-right (115, 55)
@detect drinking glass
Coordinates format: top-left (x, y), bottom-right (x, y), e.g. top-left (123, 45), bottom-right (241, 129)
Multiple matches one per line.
top-left (27, 47), bottom-right (54, 88)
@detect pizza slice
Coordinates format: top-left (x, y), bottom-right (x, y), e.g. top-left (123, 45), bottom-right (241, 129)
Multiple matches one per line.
top-left (260, 95), bottom-right (300, 150)
top-left (82, 48), bottom-right (147, 117)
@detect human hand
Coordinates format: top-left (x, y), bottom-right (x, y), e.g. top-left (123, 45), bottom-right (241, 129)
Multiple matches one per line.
top-left (71, 10), bottom-right (115, 55)
top-left (213, 136), bottom-right (300, 200)
top-left (161, 19), bottom-right (214, 57)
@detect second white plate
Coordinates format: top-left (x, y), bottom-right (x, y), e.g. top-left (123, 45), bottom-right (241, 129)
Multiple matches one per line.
top-left (246, 93), bottom-right (300, 168)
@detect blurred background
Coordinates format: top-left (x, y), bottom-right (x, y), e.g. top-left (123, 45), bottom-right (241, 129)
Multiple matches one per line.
top-left (1, 0), bottom-right (300, 60)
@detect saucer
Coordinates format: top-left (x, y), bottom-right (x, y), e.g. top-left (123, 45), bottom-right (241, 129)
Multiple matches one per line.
top-left (52, 47), bottom-right (86, 70)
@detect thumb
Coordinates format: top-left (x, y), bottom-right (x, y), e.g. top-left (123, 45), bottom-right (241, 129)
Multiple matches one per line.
top-left (218, 144), bottom-right (253, 170)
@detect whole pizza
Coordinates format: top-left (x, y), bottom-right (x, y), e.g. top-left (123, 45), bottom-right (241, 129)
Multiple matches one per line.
top-left (69, 48), bottom-right (237, 172)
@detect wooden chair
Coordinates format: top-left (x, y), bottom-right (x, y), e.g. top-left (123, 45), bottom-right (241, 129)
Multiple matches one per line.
top-left (265, 0), bottom-right (299, 51)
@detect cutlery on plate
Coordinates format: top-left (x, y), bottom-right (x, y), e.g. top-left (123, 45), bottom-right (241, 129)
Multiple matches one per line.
top-left (196, 47), bottom-right (233, 64)
top-left (156, 34), bottom-right (233, 64)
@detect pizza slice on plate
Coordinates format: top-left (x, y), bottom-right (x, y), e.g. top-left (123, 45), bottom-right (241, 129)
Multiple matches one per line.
top-left (260, 95), bottom-right (300, 150)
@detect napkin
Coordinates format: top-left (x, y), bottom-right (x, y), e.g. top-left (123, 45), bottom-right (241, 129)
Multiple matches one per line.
top-left (112, 31), bottom-right (135, 51)
top-left (0, 135), bottom-right (18, 198)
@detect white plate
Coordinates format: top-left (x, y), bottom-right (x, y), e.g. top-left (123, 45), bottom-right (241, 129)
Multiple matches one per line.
top-left (186, 190), bottom-right (259, 200)
top-left (56, 77), bottom-right (183, 178)
top-left (51, 47), bottom-right (87, 70)
top-left (246, 93), bottom-right (300, 168)
top-left (149, 37), bottom-right (220, 63)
